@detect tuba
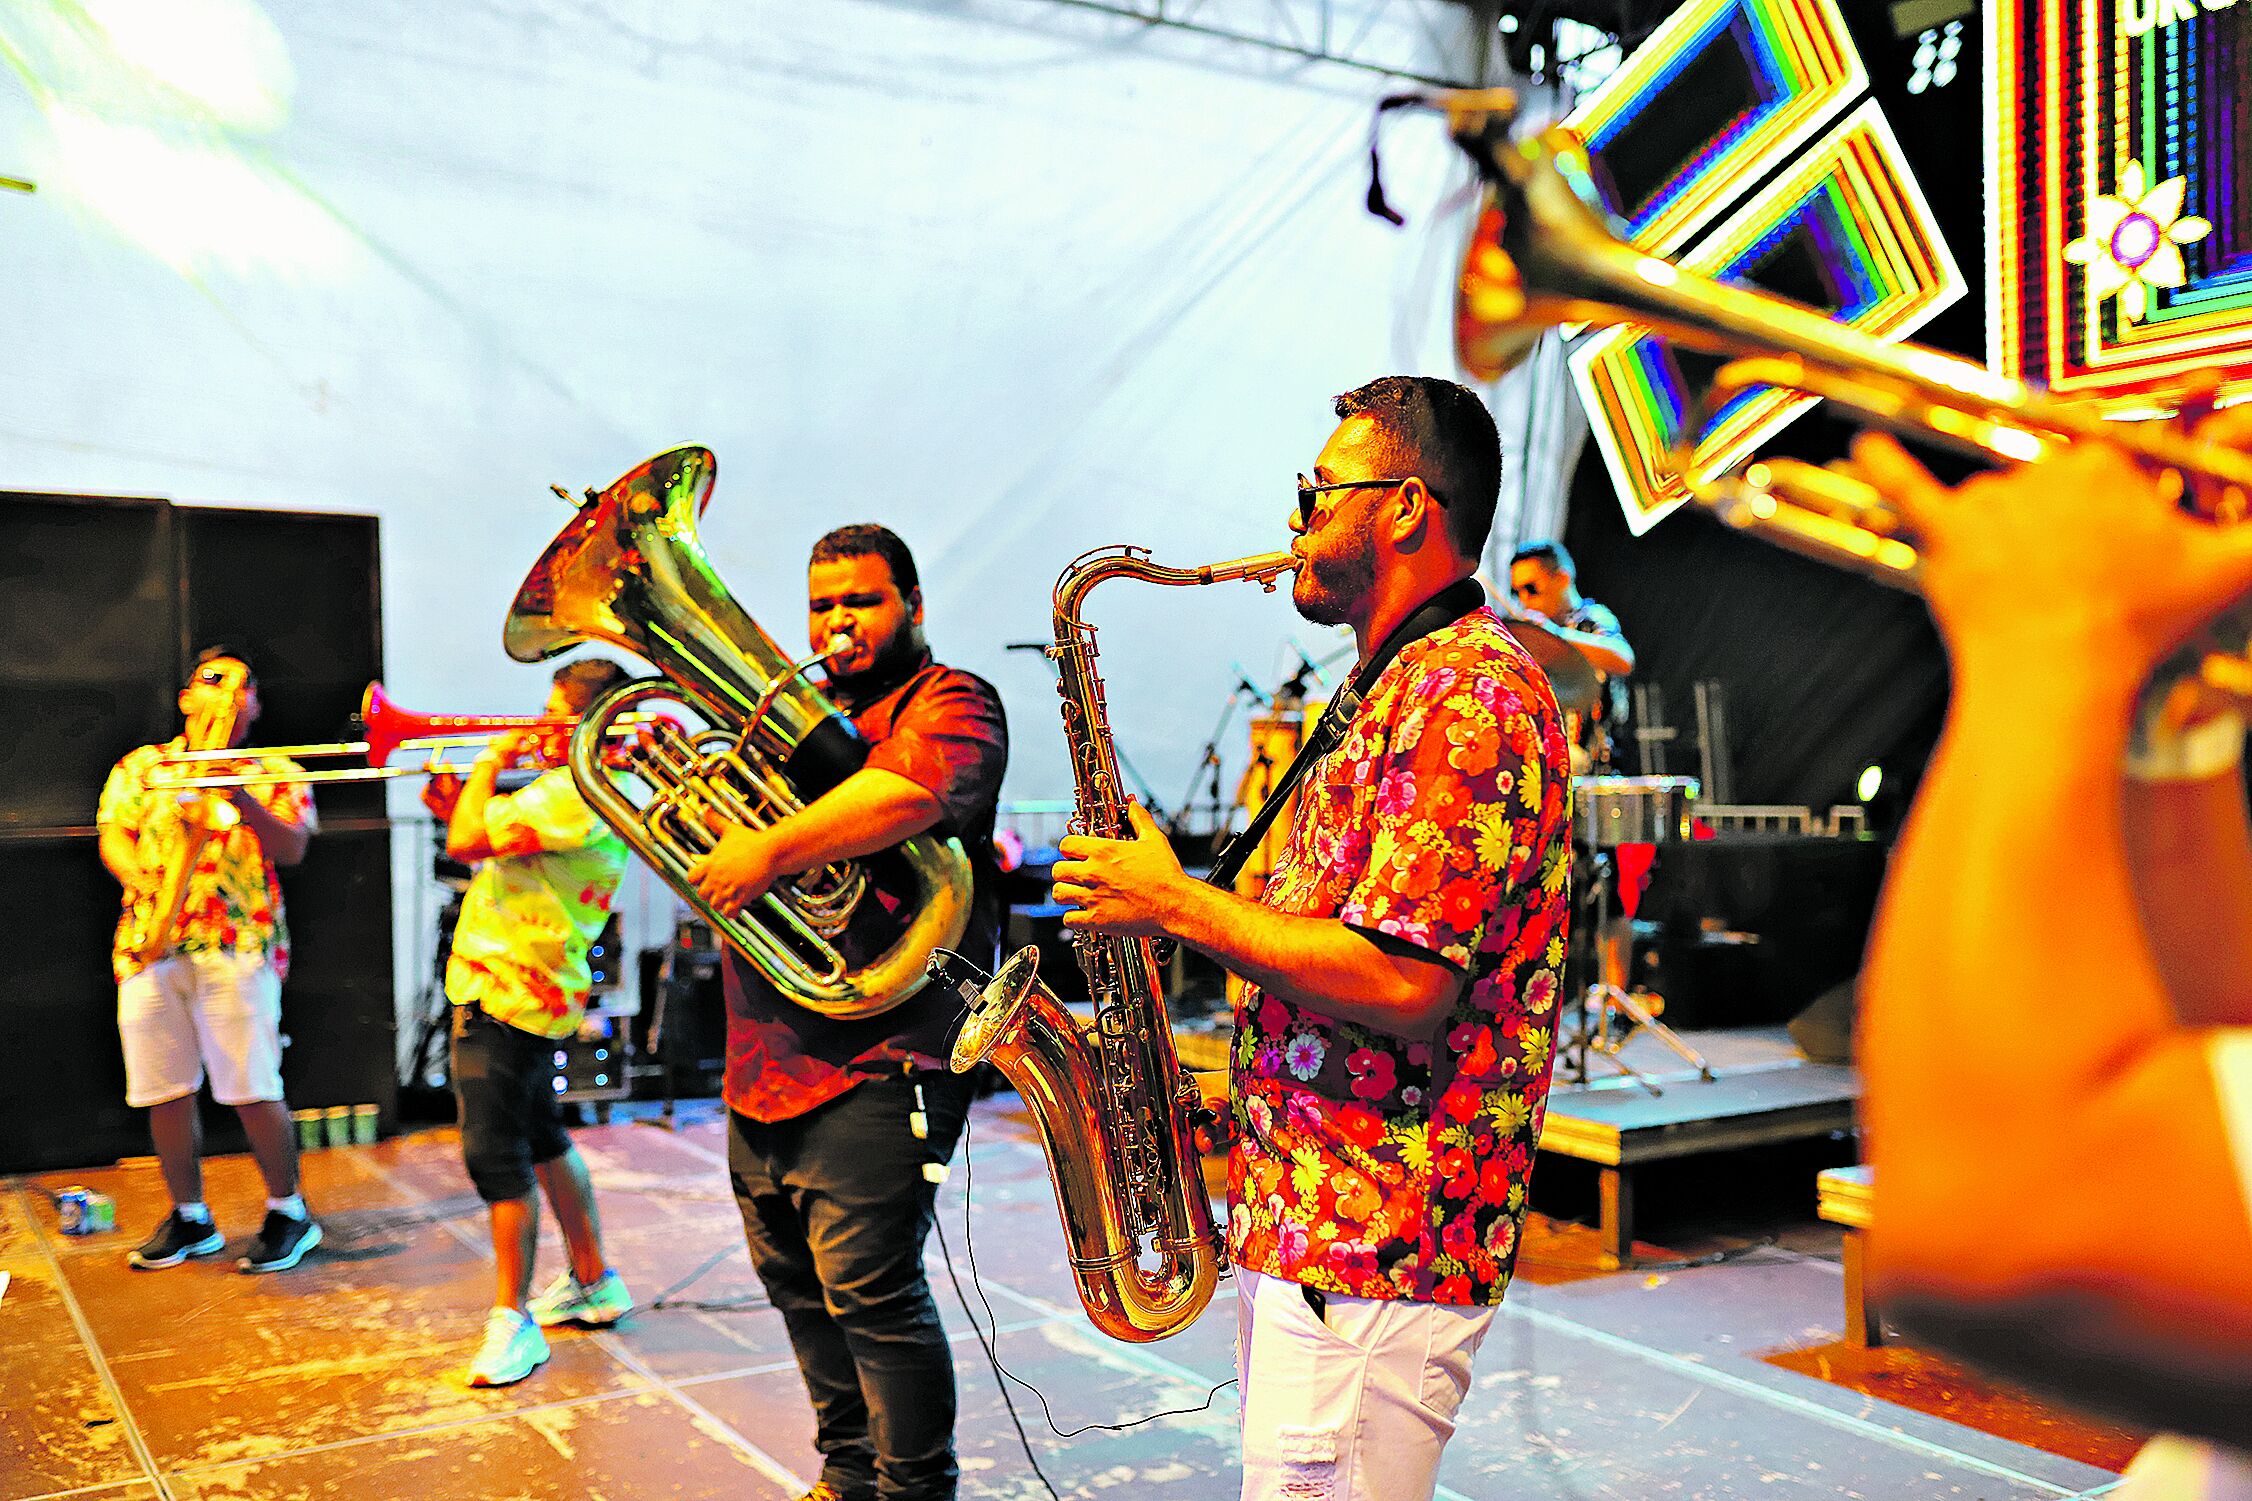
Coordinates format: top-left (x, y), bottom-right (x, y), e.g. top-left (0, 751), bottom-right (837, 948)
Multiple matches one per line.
top-left (123, 658), bottom-right (249, 965)
top-left (504, 447), bottom-right (971, 1021)
top-left (928, 545), bottom-right (1295, 1341)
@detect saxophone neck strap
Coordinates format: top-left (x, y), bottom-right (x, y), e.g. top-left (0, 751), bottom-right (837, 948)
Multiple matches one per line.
top-left (1207, 576), bottom-right (1486, 890)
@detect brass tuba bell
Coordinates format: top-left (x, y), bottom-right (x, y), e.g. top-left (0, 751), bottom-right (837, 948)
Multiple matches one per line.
top-left (504, 446), bottom-right (971, 1020)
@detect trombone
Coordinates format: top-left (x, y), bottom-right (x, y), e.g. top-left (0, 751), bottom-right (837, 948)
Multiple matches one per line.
top-left (149, 683), bottom-right (646, 790)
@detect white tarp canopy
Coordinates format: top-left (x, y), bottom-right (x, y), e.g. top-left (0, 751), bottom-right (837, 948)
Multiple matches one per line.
top-left (0, 0), bottom-right (1582, 1034)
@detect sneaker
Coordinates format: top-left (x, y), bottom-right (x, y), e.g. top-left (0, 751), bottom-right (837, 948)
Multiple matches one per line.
top-left (128, 1211), bottom-right (225, 1269)
top-left (467, 1308), bottom-right (549, 1387)
top-left (237, 1210), bottom-right (322, 1273)
top-left (527, 1268), bottom-right (634, 1328)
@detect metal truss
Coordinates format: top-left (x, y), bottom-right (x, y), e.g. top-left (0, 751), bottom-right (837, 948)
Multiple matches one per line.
top-left (1022, 0), bottom-right (1509, 88)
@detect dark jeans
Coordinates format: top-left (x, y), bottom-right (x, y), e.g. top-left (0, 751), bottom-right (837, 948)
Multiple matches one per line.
top-left (450, 1004), bottom-right (572, 1203)
top-left (728, 1071), bottom-right (973, 1501)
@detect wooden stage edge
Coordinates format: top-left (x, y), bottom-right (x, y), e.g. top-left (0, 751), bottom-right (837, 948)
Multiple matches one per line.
top-left (1538, 1055), bottom-right (1861, 1268)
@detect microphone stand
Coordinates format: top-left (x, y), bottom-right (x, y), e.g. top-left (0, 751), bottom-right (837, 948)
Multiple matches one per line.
top-left (1169, 669), bottom-right (1268, 845)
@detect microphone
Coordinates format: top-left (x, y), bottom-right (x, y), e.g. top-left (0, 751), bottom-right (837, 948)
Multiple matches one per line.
top-left (1003, 641), bottom-right (1050, 654)
top-left (1230, 663), bottom-right (1273, 707)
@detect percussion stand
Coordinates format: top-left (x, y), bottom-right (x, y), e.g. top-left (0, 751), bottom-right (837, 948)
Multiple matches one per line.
top-left (1557, 847), bottom-right (1714, 1095)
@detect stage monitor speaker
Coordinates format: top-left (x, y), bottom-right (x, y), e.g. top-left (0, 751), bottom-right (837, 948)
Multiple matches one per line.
top-left (0, 834), bottom-right (143, 1171)
top-left (1788, 978), bottom-right (1857, 1064)
top-left (0, 495), bottom-right (179, 830)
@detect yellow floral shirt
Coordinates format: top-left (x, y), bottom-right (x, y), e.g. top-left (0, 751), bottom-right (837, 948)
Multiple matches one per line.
top-left (99, 742), bottom-right (315, 983)
top-left (445, 768), bottom-right (630, 1039)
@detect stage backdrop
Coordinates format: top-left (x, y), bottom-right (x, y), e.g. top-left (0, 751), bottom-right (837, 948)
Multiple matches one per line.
top-left (0, 0), bottom-right (1596, 1058)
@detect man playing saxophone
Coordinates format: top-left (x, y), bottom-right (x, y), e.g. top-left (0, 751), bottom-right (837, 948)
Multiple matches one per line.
top-left (1053, 376), bottom-right (1573, 1501)
top-left (687, 524), bottom-right (1007, 1501)
top-left (97, 648), bottom-right (322, 1274)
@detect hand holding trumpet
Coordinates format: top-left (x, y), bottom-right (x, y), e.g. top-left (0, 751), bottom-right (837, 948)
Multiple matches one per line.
top-left (1849, 400), bottom-right (2252, 731)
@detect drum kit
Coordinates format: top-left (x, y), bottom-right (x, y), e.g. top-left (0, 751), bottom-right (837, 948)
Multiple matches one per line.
top-left (1504, 616), bottom-right (1713, 1095)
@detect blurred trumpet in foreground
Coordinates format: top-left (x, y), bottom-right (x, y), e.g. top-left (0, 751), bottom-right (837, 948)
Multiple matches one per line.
top-left (1372, 88), bottom-right (2252, 695)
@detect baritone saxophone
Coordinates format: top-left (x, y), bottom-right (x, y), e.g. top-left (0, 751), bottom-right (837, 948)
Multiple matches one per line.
top-left (928, 544), bottom-right (1296, 1342)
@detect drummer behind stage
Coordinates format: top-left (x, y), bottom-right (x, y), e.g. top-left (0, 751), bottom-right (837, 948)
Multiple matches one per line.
top-left (1508, 540), bottom-right (1635, 772)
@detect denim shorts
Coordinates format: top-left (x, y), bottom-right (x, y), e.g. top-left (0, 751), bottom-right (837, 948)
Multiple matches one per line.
top-left (450, 1004), bottom-right (573, 1203)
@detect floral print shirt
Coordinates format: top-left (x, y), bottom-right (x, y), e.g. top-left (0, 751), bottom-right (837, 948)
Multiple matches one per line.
top-left (99, 741), bottom-right (316, 983)
top-left (446, 768), bottom-right (630, 1040)
top-left (1229, 606), bottom-right (1572, 1307)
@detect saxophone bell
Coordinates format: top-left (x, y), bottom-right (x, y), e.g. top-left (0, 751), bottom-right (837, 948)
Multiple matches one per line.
top-left (945, 543), bottom-right (1290, 1343)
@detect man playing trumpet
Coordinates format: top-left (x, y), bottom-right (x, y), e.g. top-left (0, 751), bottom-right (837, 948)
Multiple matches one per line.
top-left (1851, 417), bottom-right (2252, 1486)
top-left (98, 647), bottom-right (321, 1274)
top-left (423, 656), bottom-right (637, 1388)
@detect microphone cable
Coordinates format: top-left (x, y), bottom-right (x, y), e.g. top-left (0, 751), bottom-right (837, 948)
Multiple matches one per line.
top-left (932, 1109), bottom-right (1238, 1501)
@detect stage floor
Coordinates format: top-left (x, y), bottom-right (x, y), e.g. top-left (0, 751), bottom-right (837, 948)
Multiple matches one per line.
top-left (4, 1064), bottom-right (2136, 1501)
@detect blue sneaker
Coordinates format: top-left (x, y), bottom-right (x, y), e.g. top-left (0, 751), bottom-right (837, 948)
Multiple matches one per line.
top-left (527, 1268), bottom-right (633, 1327)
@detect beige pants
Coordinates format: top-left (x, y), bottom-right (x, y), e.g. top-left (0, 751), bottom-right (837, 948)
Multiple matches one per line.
top-left (1235, 1268), bottom-right (1493, 1501)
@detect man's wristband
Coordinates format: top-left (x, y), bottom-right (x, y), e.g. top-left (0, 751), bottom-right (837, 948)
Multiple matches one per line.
top-left (2125, 711), bottom-right (2246, 783)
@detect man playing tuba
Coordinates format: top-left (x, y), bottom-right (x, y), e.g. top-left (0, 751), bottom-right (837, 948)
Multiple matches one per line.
top-left (98, 647), bottom-right (322, 1275)
top-left (689, 524), bottom-right (1008, 1501)
top-left (1054, 377), bottom-right (1573, 1501)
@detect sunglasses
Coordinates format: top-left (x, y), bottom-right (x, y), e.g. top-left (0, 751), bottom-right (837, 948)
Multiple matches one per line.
top-left (1294, 473), bottom-right (1444, 528)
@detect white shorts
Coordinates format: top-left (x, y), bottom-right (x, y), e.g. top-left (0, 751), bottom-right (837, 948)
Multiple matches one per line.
top-left (1235, 1267), bottom-right (1495, 1501)
top-left (117, 951), bottom-right (286, 1108)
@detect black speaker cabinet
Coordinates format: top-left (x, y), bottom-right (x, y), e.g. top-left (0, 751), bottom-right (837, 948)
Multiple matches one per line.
top-left (0, 496), bottom-right (180, 831)
top-left (0, 834), bottom-right (142, 1170)
top-left (1636, 835), bottom-right (1888, 1029)
top-left (0, 496), bottom-right (391, 1173)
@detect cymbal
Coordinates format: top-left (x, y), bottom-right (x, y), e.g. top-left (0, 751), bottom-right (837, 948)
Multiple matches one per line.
top-left (1501, 616), bottom-right (1602, 712)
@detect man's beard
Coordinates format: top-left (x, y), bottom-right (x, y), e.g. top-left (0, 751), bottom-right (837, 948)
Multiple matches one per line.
top-left (1291, 522), bottom-right (1376, 628)
top-left (827, 627), bottom-right (921, 696)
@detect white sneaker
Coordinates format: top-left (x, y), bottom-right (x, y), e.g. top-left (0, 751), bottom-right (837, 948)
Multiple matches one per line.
top-left (528, 1268), bottom-right (634, 1328)
top-left (467, 1308), bottom-right (549, 1387)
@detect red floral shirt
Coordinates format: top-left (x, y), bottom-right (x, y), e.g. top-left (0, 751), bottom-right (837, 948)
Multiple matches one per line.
top-left (1229, 606), bottom-right (1572, 1306)
top-left (723, 654), bottom-right (1008, 1122)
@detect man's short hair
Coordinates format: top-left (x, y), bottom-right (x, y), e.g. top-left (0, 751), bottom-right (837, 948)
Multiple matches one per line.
top-left (550, 657), bottom-right (631, 714)
top-left (191, 644), bottom-right (256, 689)
top-left (1333, 376), bottom-right (1503, 557)
top-left (810, 524), bottom-right (920, 596)
top-left (1510, 540), bottom-right (1577, 579)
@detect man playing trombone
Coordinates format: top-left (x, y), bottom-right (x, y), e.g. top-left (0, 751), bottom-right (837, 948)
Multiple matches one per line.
top-left (422, 656), bottom-right (636, 1388)
top-left (98, 647), bottom-right (321, 1274)
top-left (687, 524), bottom-right (1007, 1501)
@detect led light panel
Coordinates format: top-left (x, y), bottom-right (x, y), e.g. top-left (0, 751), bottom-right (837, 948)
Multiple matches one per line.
top-left (1561, 0), bottom-right (1867, 256)
top-left (1571, 102), bottom-right (1968, 534)
top-left (1988, 0), bottom-right (2252, 401)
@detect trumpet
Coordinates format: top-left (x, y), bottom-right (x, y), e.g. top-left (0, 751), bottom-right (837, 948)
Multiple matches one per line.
top-left (1381, 89), bottom-right (2252, 684)
top-left (149, 683), bottom-right (654, 789)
